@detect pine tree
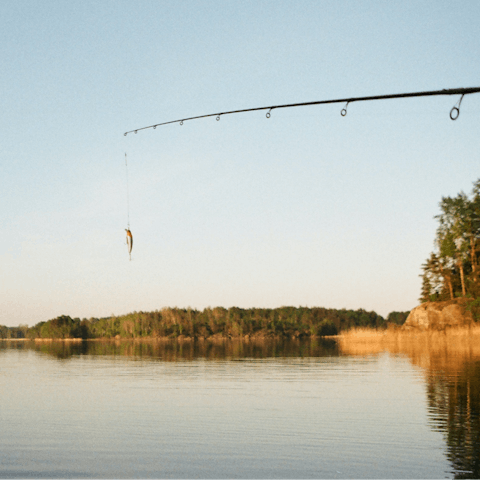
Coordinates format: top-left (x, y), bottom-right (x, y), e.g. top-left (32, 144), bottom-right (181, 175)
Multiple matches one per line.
top-left (421, 179), bottom-right (480, 301)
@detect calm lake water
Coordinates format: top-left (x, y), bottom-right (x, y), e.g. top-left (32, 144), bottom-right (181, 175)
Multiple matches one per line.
top-left (1, 338), bottom-right (479, 479)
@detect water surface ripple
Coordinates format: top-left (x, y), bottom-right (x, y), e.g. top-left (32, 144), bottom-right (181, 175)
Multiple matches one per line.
top-left (1, 339), bottom-right (477, 478)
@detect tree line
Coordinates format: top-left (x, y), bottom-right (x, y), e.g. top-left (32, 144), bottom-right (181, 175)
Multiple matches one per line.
top-left (0, 307), bottom-right (410, 340)
top-left (420, 179), bottom-right (480, 318)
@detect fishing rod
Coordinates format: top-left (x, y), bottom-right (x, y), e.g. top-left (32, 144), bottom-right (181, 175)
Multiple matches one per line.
top-left (123, 86), bottom-right (480, 136)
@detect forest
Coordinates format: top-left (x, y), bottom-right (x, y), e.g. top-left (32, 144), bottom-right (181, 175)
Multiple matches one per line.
top-left (420, 178), bottom-right (480, 319)
top-left (0, 307), bottom-right (410, 340)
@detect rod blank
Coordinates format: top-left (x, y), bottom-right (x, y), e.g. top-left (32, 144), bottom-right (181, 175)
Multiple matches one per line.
top-left (124, 86), bottom-right (480, 136)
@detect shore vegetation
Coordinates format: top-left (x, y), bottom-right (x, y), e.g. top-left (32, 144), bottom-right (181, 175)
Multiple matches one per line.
top-left (420, 178), bottom-right (480, 311)
top-left (1, 307), bottom-right (406, 340)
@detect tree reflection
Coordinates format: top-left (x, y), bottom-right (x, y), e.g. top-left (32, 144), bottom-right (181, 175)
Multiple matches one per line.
top-left (339, 333), bottom-right (480, 479)
top-left (425, 361), bottom-right (480, 479)
top-left (0, 337), bottom-right (338, 361)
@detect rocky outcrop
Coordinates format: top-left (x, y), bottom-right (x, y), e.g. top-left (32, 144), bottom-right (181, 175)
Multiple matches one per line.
top-left (403, 299), bottom-right (473, 330)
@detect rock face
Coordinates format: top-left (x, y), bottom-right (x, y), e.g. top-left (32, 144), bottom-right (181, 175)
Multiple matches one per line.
top-left (404, 299), bottom-right (473, 330)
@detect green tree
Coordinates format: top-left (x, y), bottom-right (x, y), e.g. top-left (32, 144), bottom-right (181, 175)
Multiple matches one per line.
top-left (422, 180), bottom-right (480, 301)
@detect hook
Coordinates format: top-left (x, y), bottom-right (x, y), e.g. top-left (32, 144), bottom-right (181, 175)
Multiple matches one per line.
top-left (180, 120), bottom-right (184, 126)
top-left (124, 133), bottom-right (127, 136)
top-left (216, 115), bottom-right (221, 121)
top-left (266, 108), bottom-right (272, 119)
top-left (153, 125), bottom-right (157, 129)
top-left (450, 94), bottom-right (464, 121)
top-left (134, 130), bottom-right (137, 134)
top-left (341, 102), bottom-right (349, 117)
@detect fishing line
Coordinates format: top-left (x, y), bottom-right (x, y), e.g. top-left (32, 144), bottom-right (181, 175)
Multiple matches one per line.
top-left (124, 153), bottom-right (133, 261)
top-left (123, 86), bottom-right (480, 136)
top-left (125, 152), bottom-right (130, 229)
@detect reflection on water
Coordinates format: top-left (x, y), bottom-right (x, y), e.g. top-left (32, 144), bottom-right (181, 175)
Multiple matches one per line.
top-left (340, 335), bottom-right (480, 479)
top-left (425, 362), bottom-right (480, 479)
top-left (1, 337), bottom-right (338, 360)
top-left (1, 337), bottom-right (479, 478)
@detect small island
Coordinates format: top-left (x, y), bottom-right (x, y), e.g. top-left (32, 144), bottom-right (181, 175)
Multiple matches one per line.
top-left (0, 306), bottom-right (408, 341)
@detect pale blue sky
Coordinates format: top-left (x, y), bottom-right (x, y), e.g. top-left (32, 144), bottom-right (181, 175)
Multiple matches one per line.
top-left (1, 0), bottom-right (479, 326)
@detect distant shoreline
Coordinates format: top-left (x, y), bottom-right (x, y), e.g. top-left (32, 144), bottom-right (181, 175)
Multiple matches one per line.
top-left (3, 325), bottom-right (479, 343)
top-left (2, 334), bottom-right (341, 342)
top-left (3, 306), bottom-right (405, 341)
